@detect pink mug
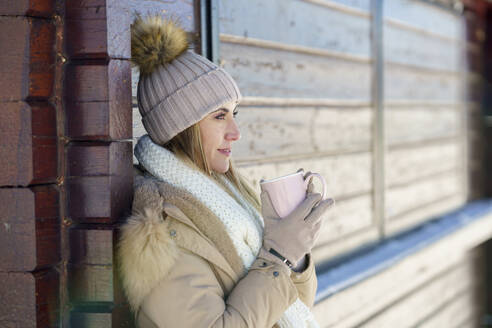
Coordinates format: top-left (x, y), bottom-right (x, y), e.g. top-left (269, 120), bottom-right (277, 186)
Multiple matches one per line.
top-left (260, 170), bottom-right (327, 218)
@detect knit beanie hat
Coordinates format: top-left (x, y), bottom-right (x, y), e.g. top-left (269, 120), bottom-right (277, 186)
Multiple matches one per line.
top-left (131, 15), bottom-right (242, 145)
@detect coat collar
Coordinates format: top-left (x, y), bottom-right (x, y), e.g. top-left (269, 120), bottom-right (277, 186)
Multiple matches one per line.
top-left (117, 167), bottom-right (243, 313)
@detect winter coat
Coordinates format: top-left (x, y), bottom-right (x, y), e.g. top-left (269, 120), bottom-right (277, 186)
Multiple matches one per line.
top-left (118, 167), bottom-right (318, 328)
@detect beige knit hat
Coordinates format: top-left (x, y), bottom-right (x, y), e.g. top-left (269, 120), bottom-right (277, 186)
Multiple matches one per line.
top-left (131, 15), bottom-right (242, 145)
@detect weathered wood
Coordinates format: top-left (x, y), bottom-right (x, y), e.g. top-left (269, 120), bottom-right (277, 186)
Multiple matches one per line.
top-left (69, 228), bottom-right (113, 266)
top-left (0, 186), bottom-right (59, 271)
top-left (385, 65), bottom-right (462, 101)
top-left (386, 170), bottom-right (462, 220)
top-left (67, 142), bottom-right (133, 223)
top-left (313, 212), bottom-right (492, 327)
top-left (69, 264), bottom-right (114, 303)
top-left (67, 176), bottom-right (132, 223)
top-left (384, 23), bottom-right (462, 72)
top-left (1, 102), bottom-right (32, 186)
top-left (219, 0), bottom-right (371, 57)
top-left (219, 41), bottom-right (371, 99)
top-left (0, 0), bottom-right (54, 17)
top-left (237, 106), bottom-right (371, 160)
top-left (361, 256), bottom-right (481, 328)
top-left (0, 102), bottom-right (58, 186)
top-left (69, 227), bottom-right (133, 323)
top-left (71, 305), bottom-right (134, 328)
top-left (319, 0), bottom-right (370, 12)
top-left (386, 106), bottom-right (461, 145)
top-left (0, 17), bottom-right (55, 102)
top-left (65, 61), bottom-right (132, 140)
top-left (419, 284), bottom-right (483, 328)
top-left (66, 0), bottom-right (196, 59)
top-left (384, 0), bottom-right (463, 40)
top-left (66, 0), bottom-right (129, 59)
top-left (69, 228), bottom-right (115, 302)
top-left (387, 194), bottom-right (466, 237)
top-left (67, 141), bottom-right (133, 177)
top-left (316, 193), bottom-right (373, 243)
top-left (313, 224), bottom-right (379, 265)
top-left (386, 140), bottom-right (461, 187)
top-left (238, 151), bottom-right (372, 198)
top-left (0, 270), bottom-right (59, 328)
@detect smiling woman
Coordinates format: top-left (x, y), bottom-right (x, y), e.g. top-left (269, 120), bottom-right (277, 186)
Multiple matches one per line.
top-left (118, 14), bottom-right (333, 328)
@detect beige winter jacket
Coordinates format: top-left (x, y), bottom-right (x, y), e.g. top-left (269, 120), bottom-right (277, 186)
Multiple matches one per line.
top-left (118, 169), bottom-right (318, 328)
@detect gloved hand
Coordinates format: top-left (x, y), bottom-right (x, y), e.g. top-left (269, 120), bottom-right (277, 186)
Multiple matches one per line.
top-left (260, 188), bottom-right (334, 269)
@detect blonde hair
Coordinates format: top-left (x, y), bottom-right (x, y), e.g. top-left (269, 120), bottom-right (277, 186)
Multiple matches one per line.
top-left (163, 124), bottom-right (261, 211)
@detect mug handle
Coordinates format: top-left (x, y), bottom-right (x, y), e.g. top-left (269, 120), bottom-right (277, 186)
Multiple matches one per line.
top-left (303, 172), bottom-right (327, 200)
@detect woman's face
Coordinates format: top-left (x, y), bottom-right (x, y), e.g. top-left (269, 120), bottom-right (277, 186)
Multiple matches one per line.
top-left (198, 101), bottom-right (240, 173)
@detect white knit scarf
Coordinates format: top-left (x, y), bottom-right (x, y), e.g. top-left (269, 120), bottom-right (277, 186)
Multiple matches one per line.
top-left (135, 135), bottom-right (319, 328)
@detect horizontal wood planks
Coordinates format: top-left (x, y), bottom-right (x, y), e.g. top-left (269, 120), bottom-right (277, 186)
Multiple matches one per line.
top-left (219, 0), bottom-right (371, 57)
top-left (0, 270), bottom-right (59, 327)
top-left (65, 61), bottom-right (132, 140)
top-left (69, 228), bottom-right (116, 303)
top-left (358, 249), bottom-right (483, 328)
top-left (0, 0), bottom-right (54, 17)
top-left (0, 186), bottom-right (60, 272)
top-left (66, 142), bottom-right (133, 223)
top-left (233, 106), bottom-right (372, 161)
top-left (1, 102), bottom-right (58, 186)
top-left (214, 0), bottom-right (377, 262)
top-left (314, 211), bottom-right (492, 327)
top-left (220, 41), bottom-right (371, 99)
top-left (68, 0), bottom-right (197, 326)
top-left (380, 0), bottom-right (469, 237)
top-left (0, 2), bottom-right (61, 326)
top-left (0, 16), bottom-right (55, 102)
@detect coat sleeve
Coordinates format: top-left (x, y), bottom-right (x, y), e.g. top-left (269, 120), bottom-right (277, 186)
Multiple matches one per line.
top-left (290, 253), bottom-right (317, 308)
top-left (138, 248), bottom-right (298, 328)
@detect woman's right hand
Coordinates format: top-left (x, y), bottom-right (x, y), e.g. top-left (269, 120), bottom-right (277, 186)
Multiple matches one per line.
top-left (260, 190), bottom-right (334, 268)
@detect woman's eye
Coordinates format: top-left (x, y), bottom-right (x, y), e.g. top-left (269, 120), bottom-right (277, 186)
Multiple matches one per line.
top-left (215, 114), bottom-right (225, 120)
top-left (233, 111), bottom-right (238, 117)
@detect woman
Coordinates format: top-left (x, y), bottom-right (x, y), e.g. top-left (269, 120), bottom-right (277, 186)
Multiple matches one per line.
top-left (118, 15), bottom-right (334, 328)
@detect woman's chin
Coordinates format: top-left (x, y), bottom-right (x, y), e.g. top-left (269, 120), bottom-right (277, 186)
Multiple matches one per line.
top-left (211, 162), bottom-right (230, 174)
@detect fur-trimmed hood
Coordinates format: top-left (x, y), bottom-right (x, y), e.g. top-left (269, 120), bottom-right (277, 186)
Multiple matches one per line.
top-left (117, 167), bottom-right (244, 313)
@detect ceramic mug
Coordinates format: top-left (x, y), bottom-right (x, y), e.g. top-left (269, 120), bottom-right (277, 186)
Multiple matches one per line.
top-left (260, 169), bottom-right (327, 218)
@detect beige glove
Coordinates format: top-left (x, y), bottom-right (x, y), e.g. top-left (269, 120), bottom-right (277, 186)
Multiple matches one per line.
top-left (260, 189), bottom-right (334, 268)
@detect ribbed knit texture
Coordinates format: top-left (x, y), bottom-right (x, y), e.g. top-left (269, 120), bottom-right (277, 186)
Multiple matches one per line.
top-left (137, 51), bottom-right (242, 145)
top-left (135, 135), bottom-right (320, 328)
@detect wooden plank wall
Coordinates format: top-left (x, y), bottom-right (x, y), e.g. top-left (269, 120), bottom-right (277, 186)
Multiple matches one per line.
top-left (64, 1), bottom-right (197, 327)
top-left (0, 1), bottom-right (61, 326)
top-left (383, 0), bottom-right (468, 236)
top-left (217, 0), bottom-right (377, 262)
top-left (215, 0), bottom-right (484, 258)
top-left (63, 0), bottom-right (137, 326)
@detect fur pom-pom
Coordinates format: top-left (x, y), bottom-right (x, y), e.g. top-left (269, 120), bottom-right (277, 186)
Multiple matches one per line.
top-left (131, 15), bottom-right (189, 75)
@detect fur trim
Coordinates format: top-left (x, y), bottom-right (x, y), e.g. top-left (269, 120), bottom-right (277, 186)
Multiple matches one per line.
top-left (117, 180), bottom-right (179, 313)
top-left (131, 14), bottom-right (189, 75)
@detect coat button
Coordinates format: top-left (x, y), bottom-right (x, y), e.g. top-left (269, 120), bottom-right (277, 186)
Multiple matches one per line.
top-left (170, 229), bottom-right (176, 237)
top-left (273, 271), bottom-right (279, 277)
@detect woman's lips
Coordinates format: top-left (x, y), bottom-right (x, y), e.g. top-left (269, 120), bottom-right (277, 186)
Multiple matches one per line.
top-left (218, 149), bottom-right (231, 156)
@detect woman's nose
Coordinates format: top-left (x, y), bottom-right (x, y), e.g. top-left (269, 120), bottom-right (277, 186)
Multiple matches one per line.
top-left (226, 119), bottom-right (241, 141)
